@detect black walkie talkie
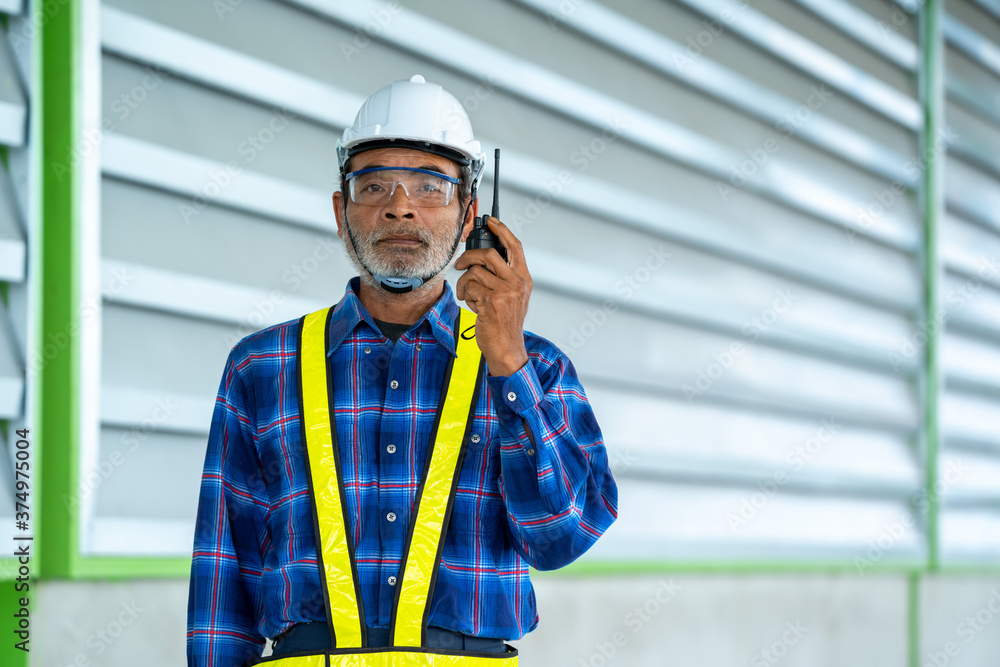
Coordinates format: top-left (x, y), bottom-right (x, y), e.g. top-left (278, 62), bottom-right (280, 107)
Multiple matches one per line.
top-left (465, 149), bottom-right (508, 264)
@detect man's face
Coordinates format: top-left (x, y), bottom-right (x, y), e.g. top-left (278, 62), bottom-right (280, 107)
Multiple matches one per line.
top-left (332, 147), bottom-right (477, 286)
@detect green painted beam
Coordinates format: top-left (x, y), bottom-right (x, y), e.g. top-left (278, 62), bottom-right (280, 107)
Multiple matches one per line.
top-left (550, 559), bottom-right (927, 577)
top-left (56, 556), bottom-right (1000, 581)
top-left (74, 556), bottom-right (191, 580)
top-left (38, 0), bottom-right (80, 578)
top-left (934, 565), bottom-right (1000, 574)
top-left (0, 579), bottom-right (30, 667)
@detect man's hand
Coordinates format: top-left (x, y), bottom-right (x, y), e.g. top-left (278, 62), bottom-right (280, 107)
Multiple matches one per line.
top-left (454, 217), bottom-right (532, 377)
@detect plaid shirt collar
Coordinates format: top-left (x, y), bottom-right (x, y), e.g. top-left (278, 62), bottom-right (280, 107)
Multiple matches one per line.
top-left (327, 276), bottom-right (462, 357)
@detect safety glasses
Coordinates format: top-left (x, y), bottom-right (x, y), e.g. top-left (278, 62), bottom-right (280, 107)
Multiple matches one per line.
top-left (345, 166), bottom-right (461, 207)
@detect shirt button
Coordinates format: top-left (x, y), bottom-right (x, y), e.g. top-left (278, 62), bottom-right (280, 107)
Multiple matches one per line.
top-left (386, 444), bottom-right (396, 454)
top-left (390, 380), bottom-right (399, 389)
top-left (364, 347), bottom-right (371, 354)
top-left (386, 512), bottom-right (396, 522)
top-left (471, 434), bottom-right (481, 444)
top-left (507, 391), bottom-right (517, 402)
top-left (388, 576), bottom-right (397, 586)
top-left (416, 344), bottom-right (422, 351)
top-left (527, 448), bottom-right (535, 456)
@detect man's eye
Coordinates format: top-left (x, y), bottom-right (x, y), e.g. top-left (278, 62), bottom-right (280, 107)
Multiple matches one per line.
top-left (361, 182), bottom-right (386, 193)
top-left (417, 183), bottom-right (442, 194)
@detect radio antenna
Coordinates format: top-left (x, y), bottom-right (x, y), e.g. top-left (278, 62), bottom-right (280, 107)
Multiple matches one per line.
top-left (490, 149), bottom-right (500, 219)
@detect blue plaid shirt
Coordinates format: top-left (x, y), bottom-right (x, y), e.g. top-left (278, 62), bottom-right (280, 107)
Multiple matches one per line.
top-left (187, 278), bottom-right (618, 666)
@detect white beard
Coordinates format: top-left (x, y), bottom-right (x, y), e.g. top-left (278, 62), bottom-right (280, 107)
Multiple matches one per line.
top-left (342, 209), bottom-right (465, 292)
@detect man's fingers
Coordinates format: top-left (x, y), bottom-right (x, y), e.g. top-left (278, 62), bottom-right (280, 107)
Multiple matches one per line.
top-left (456, 247), bottom-right (513, 280)
top-left (463, 280), bottom-right (488, 310)
top-left (456, 264), bottom-right (502, 301)
top-left (486, 217), bottom-right (530, 281)
top-left (468, 264), bottom-right (503, 291)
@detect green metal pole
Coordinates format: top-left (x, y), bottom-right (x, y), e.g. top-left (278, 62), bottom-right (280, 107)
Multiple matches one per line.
top-left (39, 0), bottom-right (81, 578)
top-left (911, 2), bottom-right (943, 663)
top-left (908, 571), bottom-right (920, 667)
top-left (920, 0), bottom-right (943, 577)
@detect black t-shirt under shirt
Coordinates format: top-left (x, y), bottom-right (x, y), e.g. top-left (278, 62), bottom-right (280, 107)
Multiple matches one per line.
top-left (373, 318), bottom-right (410, 345)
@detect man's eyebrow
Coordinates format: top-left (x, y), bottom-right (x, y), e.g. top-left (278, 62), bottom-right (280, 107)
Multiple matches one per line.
top-left (355, 164), bottom-right (452, 176)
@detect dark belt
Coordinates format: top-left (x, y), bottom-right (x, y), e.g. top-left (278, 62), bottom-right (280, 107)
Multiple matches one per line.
top-left (271, 622), bottom-right (506, 656)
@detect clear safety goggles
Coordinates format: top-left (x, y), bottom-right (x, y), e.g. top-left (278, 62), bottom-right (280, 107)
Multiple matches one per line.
top-left (345, 167), bottom-right (461, 207)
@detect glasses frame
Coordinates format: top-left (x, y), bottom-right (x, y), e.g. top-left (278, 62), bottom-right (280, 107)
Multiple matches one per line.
top-left (344, 166), bottom-right (462, 207)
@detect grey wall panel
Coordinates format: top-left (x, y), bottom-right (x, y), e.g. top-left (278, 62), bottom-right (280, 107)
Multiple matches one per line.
top-left (100, 54), bottom-right (340, 191)
top-left (942, 271), bottom-right (1000, 338)
top-left (848, 0), bottom-right (922, 44)
top-left (504, 197), bottom-right (916, 358)
top-left (947, 101), bottom-right (1000, 176)
top-left (101, 178), bottom-right (349, 300)
top-left (528, 289), bottom-right (916, 425)
top-left (593, 479), bottom-right (923, 561)
top-left (0, 31), bottom-right (26, 147)
top-left (100, 304), bottom-right (237, 398)
top-left (790, 0), bottom-right (920, 67)
top-left (36, 580), bottom-right (190, 667)
top-left (943, 215), bottom-right (1000, 280)
top-left (940, 450), bottom-right (1000, 501)
top-left (76, 0), bottom-right (973, 573)
top-left (634, 0), bottom-right (916, 154)
top-left (943, 331), bottom-right (1000, 390)
top-left (95, 427), bottom-right (203, 521)
top-left (941, 0), bottom-right (1000, 567)
top-left (920, 575), bottom-right (1000, 666)
top-left (0, 2), bottom-right (33, 557)
top-left (0, 299), bottom-right (22, 417)
top-left (939, 509), bottom-right (1000, 560)
top-left (35, 575), bottom-right (912, 667)
top-left (587, 383), bottom-right (917, 481)
top-left (941, 389), bottom-right (1000, 445)
top-left (670, 0), bottom-right (921, 131)
top-left (945, 48), bottom-right (1000, 122)
top-left (518, 574), bottom-right (909, 667)
top-left (759, 0), bottom-right (916, 92)
top-left (946, 158), bottom-right (1000, 231)
top-left (949, 0), bottom-right (1000, 46)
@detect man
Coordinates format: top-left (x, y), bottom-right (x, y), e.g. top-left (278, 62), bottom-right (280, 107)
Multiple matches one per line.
top-left (187, 75), bottom-right (618, 666)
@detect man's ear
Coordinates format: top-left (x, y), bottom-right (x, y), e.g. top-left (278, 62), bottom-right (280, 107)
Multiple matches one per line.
top-left (332, 191), bottom-right (345, 240)
top-left (460, 197), bottom-right (479, 242)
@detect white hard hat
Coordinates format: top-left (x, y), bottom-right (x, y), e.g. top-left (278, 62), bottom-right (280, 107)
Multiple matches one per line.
top-left (337, 75), bottom-right (485, 193)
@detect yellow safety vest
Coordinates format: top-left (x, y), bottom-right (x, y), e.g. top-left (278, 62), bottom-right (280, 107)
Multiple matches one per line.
top-left (257, 306), bottom-right (519, 666)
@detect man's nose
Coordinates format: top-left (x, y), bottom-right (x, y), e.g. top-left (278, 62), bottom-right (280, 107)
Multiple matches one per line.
top-left (383, 181), bottom-right (416, 218)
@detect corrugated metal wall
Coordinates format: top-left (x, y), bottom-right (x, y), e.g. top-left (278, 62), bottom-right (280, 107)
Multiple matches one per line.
top-left (939, 0), bottom-right (1000, 566)
top-left (81, 0), bottom-right (999, 575)
top-left (0, 0), bottom-right (31, 559)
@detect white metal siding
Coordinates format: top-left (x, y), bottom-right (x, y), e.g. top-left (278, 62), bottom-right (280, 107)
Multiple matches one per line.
top-left (940, 0), bottom-right (1000, 564)
top-left (75, 0), bottom-right (995, 573)
top-left (0, 0), bottom-right (32, 558)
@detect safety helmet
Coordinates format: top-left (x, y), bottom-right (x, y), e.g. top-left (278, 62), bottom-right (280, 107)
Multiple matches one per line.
top-left (336, 75), bottom-right (485, 195)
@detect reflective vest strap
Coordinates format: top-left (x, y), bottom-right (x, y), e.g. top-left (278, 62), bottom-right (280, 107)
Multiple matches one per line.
top-left (260, 649), bottom-right (518, 666)
top-left (258, 655), bottom-right (329, 667)
top-left (299, 307), bottom-right (365, 649)
top-left (392, 308), bottom-right (483, 648)
top-left (329, 651), bottom-right (517, 666)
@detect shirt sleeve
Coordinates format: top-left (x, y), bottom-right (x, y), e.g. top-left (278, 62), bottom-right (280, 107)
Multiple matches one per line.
top-left (187, 347), bottom-right (269, 666)
top-left (486, 342), bottom-right (618, 571)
